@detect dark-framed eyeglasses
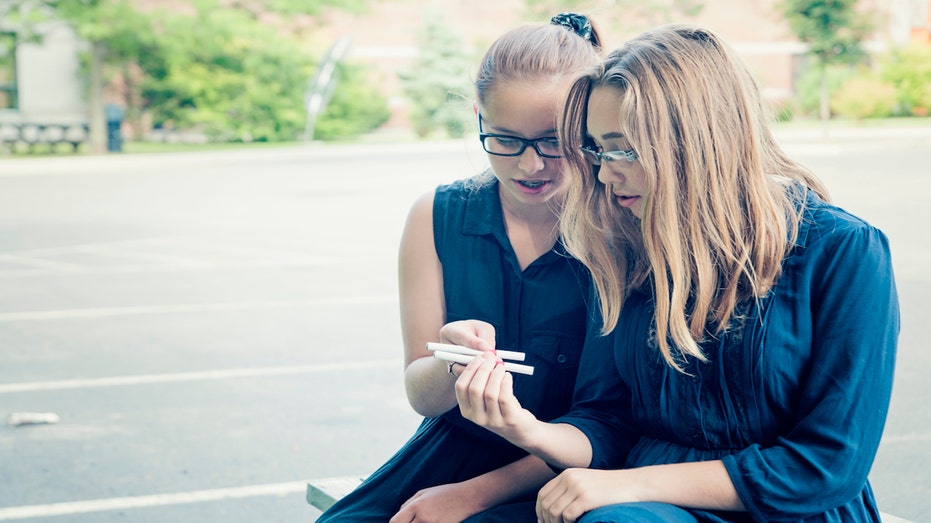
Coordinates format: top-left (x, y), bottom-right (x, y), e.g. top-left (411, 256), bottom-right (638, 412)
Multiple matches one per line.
top-left (478, 114), bottom-right (562, 159)
top-left (580, 145), bottom-right (638, 164)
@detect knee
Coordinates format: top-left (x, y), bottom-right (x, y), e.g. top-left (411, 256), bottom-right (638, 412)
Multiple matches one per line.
top-left (578, 502), bottom-right (697, 523)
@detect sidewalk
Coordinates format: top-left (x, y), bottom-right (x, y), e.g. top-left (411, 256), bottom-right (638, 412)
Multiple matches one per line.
top-left (1, 122), bottom-right (929, 176)
top-left (772, 122), bottom-right (931, 145)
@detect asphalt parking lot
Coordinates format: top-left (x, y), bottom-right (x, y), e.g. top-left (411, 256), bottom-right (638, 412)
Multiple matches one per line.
top-left (0, 127), bottom-right (929, 522)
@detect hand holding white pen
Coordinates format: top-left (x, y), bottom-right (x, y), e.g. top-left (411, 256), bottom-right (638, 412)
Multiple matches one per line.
top-left (426, 342), bottom-right (535, 376)
top-left (452, 347), bottom-right (540, 446)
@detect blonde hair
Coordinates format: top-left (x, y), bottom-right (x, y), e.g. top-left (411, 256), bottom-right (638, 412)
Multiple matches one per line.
top-left (559, 24), bottom-right (830, 370)
top-left (474, 19), bottom-right (603, 106)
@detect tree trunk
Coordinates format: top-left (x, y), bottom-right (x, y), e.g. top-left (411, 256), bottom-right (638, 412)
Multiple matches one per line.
top-left (818, 69), bottom-right (830, 123)
top-left (87, 40), bottom-right (106, 154)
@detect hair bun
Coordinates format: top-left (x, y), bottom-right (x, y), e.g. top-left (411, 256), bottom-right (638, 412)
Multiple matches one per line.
top-left (550, 12), bottom-right (596, 46)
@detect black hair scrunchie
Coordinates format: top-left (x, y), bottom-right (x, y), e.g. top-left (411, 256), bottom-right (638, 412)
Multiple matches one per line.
top-left (550, 12), bottom-right (596, 45)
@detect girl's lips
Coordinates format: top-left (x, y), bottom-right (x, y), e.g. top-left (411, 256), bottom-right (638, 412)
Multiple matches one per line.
top-left (515, 179), bottom-right (551, 194)
top-left (615, 194), bottom-right (640, 208)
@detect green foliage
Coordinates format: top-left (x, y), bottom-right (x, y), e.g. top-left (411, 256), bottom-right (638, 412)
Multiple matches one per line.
top-left (313, 63), bottom-right (391, 140)
top-left (4, 0), bottom-right (156, 48)
top-left (0, 32), bottom-right (15, 109)
top-left (779, 0), bottom-right (871, 67)
top-left (400, 13), bottom-right (473, 139)
top-left (4, 0), bottom-right (383, 142)
top-left (139, 7), bottom-right (312, 142)
top-left (793, 64), bottom-right (857, 117)
top-left (830, 76), bottom-right (898, 119)
top-left (879, 43), bottom-right (931, 113)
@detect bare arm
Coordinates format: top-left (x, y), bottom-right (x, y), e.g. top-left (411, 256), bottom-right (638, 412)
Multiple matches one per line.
top-left (442, 324), bottom-right (744, 520)
top-left (391, 455), bottom-right (557, 523)
top-left (452, 353), bottom-right (743, 522)
top-left (450, 347), bottom-right (594, 469)
top-left (399, 194), bottom-right (498, 416)
top-left (535, 460), bottom-right (742, 523)
top-left (398, 191), bottom-right (454, 416)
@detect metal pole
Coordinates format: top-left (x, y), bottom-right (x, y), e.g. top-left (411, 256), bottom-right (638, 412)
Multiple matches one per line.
top-left (304, 36), bottom-right (352, 142)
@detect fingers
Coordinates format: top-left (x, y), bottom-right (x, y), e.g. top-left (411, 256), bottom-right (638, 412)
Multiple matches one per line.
top-left (538, 471), bottom-right (603, 523)
top-left (439, 320), bottom-right (496, 352)
top-left (482, 360), bottom-right (509, 421)
top-left (454, 352), bottom-right (506, 421)
top-left (538, 478), bottom-right (576, 523)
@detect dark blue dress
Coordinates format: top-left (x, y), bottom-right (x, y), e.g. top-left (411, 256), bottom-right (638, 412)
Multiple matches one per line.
top-left (316, 177), bottom-right (591, 522)
top-left (470, 189), bottom-right (900, 523)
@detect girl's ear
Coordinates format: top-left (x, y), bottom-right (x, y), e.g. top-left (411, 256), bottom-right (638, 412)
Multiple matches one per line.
top-left (473, 103), bottom-right (479, 118)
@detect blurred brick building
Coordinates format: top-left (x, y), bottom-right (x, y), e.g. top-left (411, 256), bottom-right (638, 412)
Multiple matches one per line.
top-left (312, 0), bottom-right (931, 131)
top-left (2, 0), bottom-right (928, 141)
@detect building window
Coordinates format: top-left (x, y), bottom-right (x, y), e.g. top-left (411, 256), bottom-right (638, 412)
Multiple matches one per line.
top-left (0, 32), bottom-right (17, 110)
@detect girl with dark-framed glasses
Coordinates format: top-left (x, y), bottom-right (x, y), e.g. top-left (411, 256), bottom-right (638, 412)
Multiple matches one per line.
top-left (316, 13), bottom-right (604, 523)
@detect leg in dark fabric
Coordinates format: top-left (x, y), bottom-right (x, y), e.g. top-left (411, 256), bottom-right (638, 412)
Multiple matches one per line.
top-left (579, 502), bottom-right (699, 523)
top-left (461, 501), bottom-right (538, 523)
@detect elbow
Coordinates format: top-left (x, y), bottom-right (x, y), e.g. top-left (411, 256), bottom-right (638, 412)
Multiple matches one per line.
top-left (728, 452), bottom-right (875, 522)
top-left (404, 379), bottom-right (455, 418)
top-left (408, 397), bottom-right (452, 418)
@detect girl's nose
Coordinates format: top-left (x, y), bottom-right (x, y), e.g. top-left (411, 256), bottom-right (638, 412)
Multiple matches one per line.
top-left (597, 163), bottom-right (624, 185)
top-left (517, 146), bottom-right (545, 173)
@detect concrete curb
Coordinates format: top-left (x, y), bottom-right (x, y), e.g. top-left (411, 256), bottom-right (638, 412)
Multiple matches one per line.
top-left (1, 125), bottom-right (928, 176)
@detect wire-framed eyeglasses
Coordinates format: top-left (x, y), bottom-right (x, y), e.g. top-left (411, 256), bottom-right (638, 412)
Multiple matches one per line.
top-left (580, 145), bottom-right (639, 164)
top-left (478, 114), bottom-right (562, 159)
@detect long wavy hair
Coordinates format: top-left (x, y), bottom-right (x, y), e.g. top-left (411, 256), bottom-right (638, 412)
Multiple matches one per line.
top-left (559, 24), bottom-right (830, 370)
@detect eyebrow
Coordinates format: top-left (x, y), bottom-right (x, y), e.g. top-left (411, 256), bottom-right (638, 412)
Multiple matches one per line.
top-left (490, 127), bottom-right (559, 137)
top-left (598, 131), bottom-right (626, 140)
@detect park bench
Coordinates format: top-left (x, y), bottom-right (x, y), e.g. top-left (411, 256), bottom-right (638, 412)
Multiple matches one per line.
top-left (0, 121), bottom-right (89, 153)
top-left (305, 475), bottom-right (914, 522)
top-left (306, 475), bottom-right (366, 512)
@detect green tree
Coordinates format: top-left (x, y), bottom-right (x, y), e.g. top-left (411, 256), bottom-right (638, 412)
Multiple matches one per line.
top-left (830, 75), bottom-right (897, 119)
top-left (4, 0), bottom-right (157, 152)
top-left (140, 6), bottom-right (314, 142)
top-left (879, 43), bottom-right (931, 115)
top-left (2, 0), bottom-right (377, 148)
top-left (793, 63), bottom-right (857, 117)
top-left (780, 0), bottom-right (872, 121)
top-left (400, 13), bottom-right (473, 139)
top-left (313, 63), bottom-right (391, 140)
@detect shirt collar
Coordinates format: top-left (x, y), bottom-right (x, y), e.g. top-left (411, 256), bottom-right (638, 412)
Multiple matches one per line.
top-left (462, 178), bottom-right (502, 237)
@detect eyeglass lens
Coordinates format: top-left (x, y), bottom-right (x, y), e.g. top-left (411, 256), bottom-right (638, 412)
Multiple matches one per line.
top-left (580, 146), bottom-right (637, 164)
top-left (482, 135), bottom-right (562, 158)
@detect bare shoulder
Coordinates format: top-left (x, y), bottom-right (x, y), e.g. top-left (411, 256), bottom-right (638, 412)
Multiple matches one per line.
top-left (400, 190), bottom-right (437, 256)
top-left (405, 190), bottom-right (436, 225)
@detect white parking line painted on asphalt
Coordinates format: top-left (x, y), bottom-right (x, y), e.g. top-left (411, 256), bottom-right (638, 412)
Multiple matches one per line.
top-left (0, 295), bottom-right (396, 322)
top-left (0, 236), bottom-right (345, 277)
top-left (0, 258), bottom-right (344, 278)
top-left (0, 480), bottom-right (308, 520)
top-left (0, 254), bottom-right (87, 272)
top-left (0, 360), bottom-right (397, 393)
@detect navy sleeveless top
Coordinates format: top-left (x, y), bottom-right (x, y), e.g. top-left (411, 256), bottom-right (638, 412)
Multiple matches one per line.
top-left (434, 178), bottom-right (591, 438)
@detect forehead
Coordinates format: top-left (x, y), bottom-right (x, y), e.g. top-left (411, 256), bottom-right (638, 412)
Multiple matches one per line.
top-left (585, 86), bottom-right (625, 140)
top-left (481, 80), bottom-right (568, 135)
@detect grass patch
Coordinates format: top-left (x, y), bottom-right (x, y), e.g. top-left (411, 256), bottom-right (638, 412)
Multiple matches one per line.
top-left (775, 116), bottom-right (931, 130)
top-left (0, 139), bottom-right (302, 158)
top-left (123, 140), bottom-right (299, 154)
